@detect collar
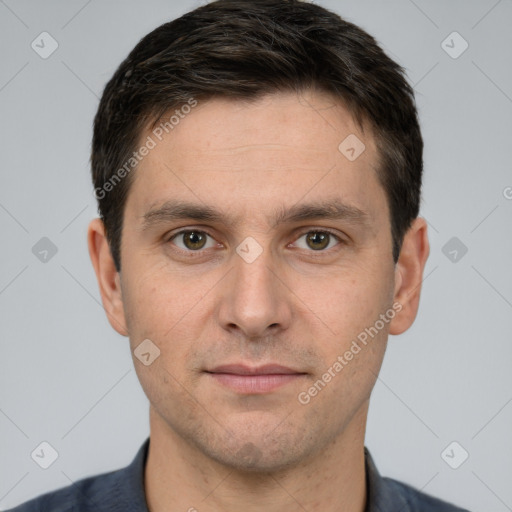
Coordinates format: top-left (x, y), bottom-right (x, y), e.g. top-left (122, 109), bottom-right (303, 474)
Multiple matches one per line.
top-left (364, 446), bottom-right (409, 511)
top-left (120, 440), bottom-right (408, 512)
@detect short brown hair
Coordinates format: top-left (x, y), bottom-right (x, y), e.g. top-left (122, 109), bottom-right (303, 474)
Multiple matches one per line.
top-left (92, 0), bottom-right (423, 270)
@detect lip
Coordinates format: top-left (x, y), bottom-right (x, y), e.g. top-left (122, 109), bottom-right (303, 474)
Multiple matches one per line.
top-left (208, 364), bottom-right (303, 375)
top-left (205, 364), bottom-right (307, 394)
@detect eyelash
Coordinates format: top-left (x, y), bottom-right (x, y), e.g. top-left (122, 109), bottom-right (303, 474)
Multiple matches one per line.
top-left (166, 228), bottom-right (345, 255)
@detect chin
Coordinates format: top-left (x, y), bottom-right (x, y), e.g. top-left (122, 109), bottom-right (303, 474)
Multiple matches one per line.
top-left (194, 424), bottom-right (318, 474)
top-left (212, 444), bottom-right (303, 474)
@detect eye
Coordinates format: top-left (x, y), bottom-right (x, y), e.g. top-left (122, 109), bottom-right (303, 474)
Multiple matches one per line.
top-left (169, 230), bottom-right (218, 251)
top-left (293, 230), bottom-right (341, 251)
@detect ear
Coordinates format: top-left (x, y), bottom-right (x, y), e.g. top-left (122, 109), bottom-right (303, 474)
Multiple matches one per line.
top-left (389, 217), bottom-right (430, 335)
top-left (87, 218), bottom-right (128, 336)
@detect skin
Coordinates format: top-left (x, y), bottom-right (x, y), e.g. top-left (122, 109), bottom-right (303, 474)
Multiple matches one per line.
top-left (88, 90), bottom-right (429, 512)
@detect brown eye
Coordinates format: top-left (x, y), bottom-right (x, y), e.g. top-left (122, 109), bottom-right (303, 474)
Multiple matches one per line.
top-left (182, 231), bottom-right (207, 250)
top-left (305, 231), bottom-right (331, 250)
top-left (171, 230), bottom-right (214, 251)
top-left (292, 230), bottom-right (340, 251)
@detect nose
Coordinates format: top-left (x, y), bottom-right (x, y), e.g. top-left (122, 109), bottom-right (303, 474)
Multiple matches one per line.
top-left (216, 245), bottom-right (292, 340)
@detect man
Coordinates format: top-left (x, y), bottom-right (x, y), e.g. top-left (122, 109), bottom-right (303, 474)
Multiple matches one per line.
top-left (8, 0), bottom-right (470, 510)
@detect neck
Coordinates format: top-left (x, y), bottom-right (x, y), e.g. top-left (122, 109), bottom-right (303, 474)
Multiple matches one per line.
top-left (144, 404), bottom-right (369, 512)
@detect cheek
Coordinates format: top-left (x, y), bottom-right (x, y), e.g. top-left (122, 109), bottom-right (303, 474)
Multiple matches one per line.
top-left (122, 263), bottom-right (220, 390)
top-left (297, 262), bottom-right (393, 343)
top-left (298, 280), bottom-right (390, 419)
top-left (124, 271), bottom-right (204, 408)
top-left (123, 260), bottom-right (208, 338)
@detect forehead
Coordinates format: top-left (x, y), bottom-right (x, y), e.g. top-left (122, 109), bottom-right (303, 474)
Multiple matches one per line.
top-left (126, 90), bottom-right (387, 226)
top-left (147, 91), bottom-right (374, 163)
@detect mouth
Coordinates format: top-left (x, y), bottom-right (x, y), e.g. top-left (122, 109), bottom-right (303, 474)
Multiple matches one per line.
top-left (204, 364), bottom-right (308, 394)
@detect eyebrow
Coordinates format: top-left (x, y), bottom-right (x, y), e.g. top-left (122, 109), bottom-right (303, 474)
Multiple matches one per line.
top-left (140, 199), bottom-right (371, 231)
top-left (271, 200), bottom-right (370, 229)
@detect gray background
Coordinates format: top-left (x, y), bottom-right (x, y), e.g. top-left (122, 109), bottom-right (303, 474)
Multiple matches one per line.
top-left (1, 0), bottom-right (511, 510)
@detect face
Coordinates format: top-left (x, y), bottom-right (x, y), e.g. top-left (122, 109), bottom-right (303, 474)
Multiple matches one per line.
top-left (98, 91), bottom-right (408, 471)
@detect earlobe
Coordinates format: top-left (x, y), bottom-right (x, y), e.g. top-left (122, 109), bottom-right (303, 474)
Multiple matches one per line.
top-left (87, 218), bottom-right (129, 337)
top-left (389, 217), bottom-right (430, 336)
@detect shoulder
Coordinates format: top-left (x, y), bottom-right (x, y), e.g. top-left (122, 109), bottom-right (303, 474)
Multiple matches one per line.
top-left (5, 440), bottom-right (149, 512)
top-left (5, 467), bottom-right (126, 512)
top-left (364, 446), bottom-right (471, 511)
top-left (383, 476), bottom-right (471, 512)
